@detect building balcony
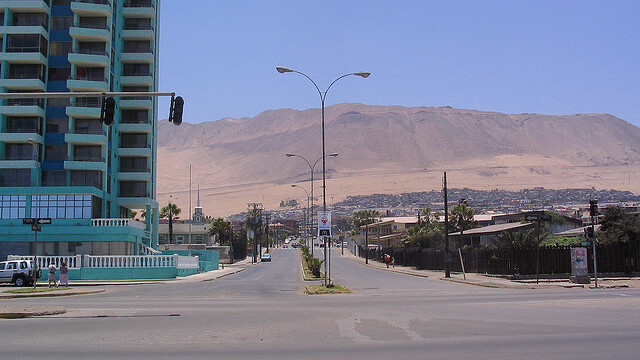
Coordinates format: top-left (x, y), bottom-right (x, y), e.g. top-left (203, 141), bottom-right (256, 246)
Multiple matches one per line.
top-left (118, 146), bottom-right (152, 157)
top-left (0, 26), bottom-right (48, 38)
top-left (66, 105), bottom-right (101, 119)
top-left (123, 3), bottom-right (156, 18)
top-left (65, 132), bottom-right (108, 145)
top-left (70, 0), bottom-right (111, 16)
top-left (120, 52), bottom-right (154, 63)
top-left (64, 157), bottom-right (107, 171)
top-left (0, 78), bottom-right (46, 90)
top-left (118, 122), bottom-right (152, 134)
top-left (0, 132), bottom-right (43, 144)
top-left (68, 52), bottom-right (109, 67)
top-left (120, 75), bottom-right (153, 86)
top-left (0, 159), bottom-right (38, 170)
top-left (0, 104), bottom-right (45, 117)
top-left (66, 77), bottom-right (109, 92)
top-left (119, 99), bottom-right (152, 109)
top-left (117, 197), bottom-right (153, 208)
top-left (0, 51), bottom-right (47, 64)
top-left (69, 26), bottom-right (110, 41)
top-left (0, 0), bottom-right (50, 12)
top-left (121, 29), bottom-right (154, 40)
top-left (117, 171), bottom-right (151, 181)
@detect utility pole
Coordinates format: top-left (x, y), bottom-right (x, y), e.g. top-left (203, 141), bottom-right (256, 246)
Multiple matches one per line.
top-left (443, 172), bottom-right (451, 278)
top-left (365, 223), bottom-right (369, 264)
top-left (248, 203), bottom-right (263, 263)
top-left (265, 213), bottom-right (271, 253)
top-left (590, 199), bottom-right (599, 288)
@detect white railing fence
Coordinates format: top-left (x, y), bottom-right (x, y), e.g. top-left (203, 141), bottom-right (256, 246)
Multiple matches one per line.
top-left (139, 243), bottom-right (161, 255)
top-left (7, 254), bottom-right (200, 270)
top-left (91, 218), bottom-right (146, 229)
top-left (8, 255), bottom-right (82, 269)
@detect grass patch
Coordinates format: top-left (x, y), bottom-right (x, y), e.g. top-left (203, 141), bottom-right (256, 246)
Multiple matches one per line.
top-left (3, 287), bottom-right (70, 294)
top-left (305, 284), bottom-right (352, 295)
top-left (301, 261), bottom-right (324, 281)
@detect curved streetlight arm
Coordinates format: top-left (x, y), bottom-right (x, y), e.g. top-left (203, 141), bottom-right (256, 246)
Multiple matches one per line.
top-left (286, 153), bottom-right (312, 171)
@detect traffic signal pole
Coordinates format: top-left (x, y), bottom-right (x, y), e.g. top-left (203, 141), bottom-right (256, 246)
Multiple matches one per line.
top-left (590, 200), bottom-right (599, 288)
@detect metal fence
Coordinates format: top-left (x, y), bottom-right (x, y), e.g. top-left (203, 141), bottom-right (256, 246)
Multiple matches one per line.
top-left (357, 243), bottom-right (640, 276)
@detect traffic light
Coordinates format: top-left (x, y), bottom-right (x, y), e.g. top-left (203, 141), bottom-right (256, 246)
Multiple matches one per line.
top-left (589, 199), bottom-right (598, 217)
top-left (584, 227), bottom-right (594, 239)
top-left (169, 95), bottom-right (184, 125)
top-left (101, 97), bottom-right (116, 126)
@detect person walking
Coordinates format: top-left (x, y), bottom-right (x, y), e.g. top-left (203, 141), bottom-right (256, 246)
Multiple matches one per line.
top-left (59, 261), bottom-right (69, 287)
top-left (48, 263), bottom-right (58, 288)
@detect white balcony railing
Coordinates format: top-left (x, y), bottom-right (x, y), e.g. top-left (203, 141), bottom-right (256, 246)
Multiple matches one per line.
top-left (8, 255), bottom-right (82, 269)
top-left (91, 218), bottom-right (146, 229)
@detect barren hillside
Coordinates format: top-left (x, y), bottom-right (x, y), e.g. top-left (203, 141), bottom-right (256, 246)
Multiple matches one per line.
top-left (156, 104), bottom-right (640, 217)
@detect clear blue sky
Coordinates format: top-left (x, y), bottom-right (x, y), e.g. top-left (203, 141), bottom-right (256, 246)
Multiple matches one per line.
top-left (157, 1), bottom-right (640, 128)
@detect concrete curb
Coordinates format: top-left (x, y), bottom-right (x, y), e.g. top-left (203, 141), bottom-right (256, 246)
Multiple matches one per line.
top-left (0, 306), bottom-right (66, 319)
top-left (202, 267), bottom-right (245, 281)
top-left (0, 288), bottom-right (105, 299)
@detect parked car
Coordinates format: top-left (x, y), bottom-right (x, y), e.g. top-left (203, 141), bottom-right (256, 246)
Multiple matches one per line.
top-left (0, 260), bottom-right (40, 286)
top-left (260, 253), bottom-right (271, 262)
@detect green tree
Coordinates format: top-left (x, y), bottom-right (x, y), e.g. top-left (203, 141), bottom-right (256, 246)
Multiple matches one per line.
top-left (598, 206), bottom-right (640, 245)
top-left (450, 202), bottom-right (476, 233)
top-left (209, 217), bottom-right (233, 245)
top-left (160, 203), bottom-right (181, 244)
top-left (352, 210), bottom-right (380, 233)
top-left (491, 230), bottom-right (539, 249)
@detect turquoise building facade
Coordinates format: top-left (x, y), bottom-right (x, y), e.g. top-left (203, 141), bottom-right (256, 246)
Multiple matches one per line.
top-left (0, 0), bottom-right (160, 260)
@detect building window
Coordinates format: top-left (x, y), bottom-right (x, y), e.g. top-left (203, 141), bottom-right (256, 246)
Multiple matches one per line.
top-left (75, 67), bottom-right (105, 81)
top-left (50, 41), bottom-right (72, 56)
top-left (121, 109), bottom-right (148, 124)
top-left (0, 195), bottom-right (26, 219)
top-left (70, 170), bottom-right (103, 189)
top-left (48, 67), bottom-right (71, 81)
top-left (78, 41), bottom-right (106, 55)
top-left (124, 17), bottom-right (151, 30)
top-left (78, 16), bottom-right (107, 30)
top-left (74, 118), bottom-right (103, 134)
top-left (120, 157), bottom-right (147, 172)
top-left (48, 97), bottom-right (71, 107)
top-left (6, 34), bottom-right (47, 55)
top-left (52, 16), bottom-right (73, 31)
top-left (42, 171), bottom-right (67, 186)
top-left (9, 64), bottom-right (45, 80)
top-left (119, 181), bottom-right (147, 197)
top-left (5, 143), bottom-right (33, 160)
top-left (6, 117), bottom-right (42, 134)
top-left (122, 63), bottom-right (149, 76)
top-left (73, 145), bottom-right (102, 162)
top-left (0, 169), bottom-right (31, 187)
top-left (122, 40), bottom-right (151, 53)
top-left (120, 133), bottom-right (148, 148)
top-left (45, 144), bottom-right (67, 160)
top-left (32, 194), bottom-right (93, 219)
top-left (122, 86), bottom-right (150, 100)
top-left (46, 118), bottom-right (69, 133)
top-left (12, 13), bottom-right (48, 28)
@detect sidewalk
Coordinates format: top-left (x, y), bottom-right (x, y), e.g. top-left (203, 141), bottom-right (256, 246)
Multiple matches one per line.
top-left (337, 248), bottom-right (637, 289)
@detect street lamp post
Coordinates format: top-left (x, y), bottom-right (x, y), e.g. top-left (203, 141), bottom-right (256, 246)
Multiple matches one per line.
top-left (28, 138), bottom-right (39, 288)
top-left (291, 184), bottom-right (310, 248)
top-left (286, 153), bottom-right (337, 256)
top-left (278, 67), bottom-right (370, 286)
top-left (168, 195), bottom-right (176, 245)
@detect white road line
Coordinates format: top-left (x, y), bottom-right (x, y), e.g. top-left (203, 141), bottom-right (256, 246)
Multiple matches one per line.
top-left (255, 275), bottom-right (263, 280)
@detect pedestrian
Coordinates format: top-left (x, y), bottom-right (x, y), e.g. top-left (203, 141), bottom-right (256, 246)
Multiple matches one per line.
top-left (59, 261), bottom-right (69, 287)
top-left (384, 253), bottom-right (391, 268)
top-left (48, 263), bottom-right (58, 288)
top-left (391, 255), bottom-right (395, 268)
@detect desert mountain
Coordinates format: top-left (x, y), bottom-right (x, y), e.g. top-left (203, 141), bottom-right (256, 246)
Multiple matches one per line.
top-left (157, 103), bottom-right (640, 217)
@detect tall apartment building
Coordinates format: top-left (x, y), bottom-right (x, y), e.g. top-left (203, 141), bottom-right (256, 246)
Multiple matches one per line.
top-left (0, 0), bottom-right (160, 260)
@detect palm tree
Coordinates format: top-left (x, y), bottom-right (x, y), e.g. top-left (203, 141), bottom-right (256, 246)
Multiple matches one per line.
top-left (209, 218), bottom-right (233, 245)
top-left (450, 202), bottom-right (475, 233)
top-left (352, 210), bottom-right (380, 232)
top-left (160, 203), bottom-right (181, 244)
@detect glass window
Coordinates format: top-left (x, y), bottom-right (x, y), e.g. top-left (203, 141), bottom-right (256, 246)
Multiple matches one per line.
top-left (78, 42), bottom-right (106, 55)
top-left (50, 42), bottom-right (72, 56)
top-left (45, 144), bottom-right (67, 160)
top-left (0, 195), bottom-right (26, 219)
top-left (6, 117), bottom-right (41, 134)
top-left (123, 41), bottom-right (151, 53)
top-left (79, 17), bottom-right (107, 29)
top-left (5, 143), bottom-right (33, 160)
top-left (46, 118), bottom-right (69, 133)
top-left (48, 97), bottom-right (71, 107)
top-left (120, 133), bottom-right (148, 148)
top-left (32, 194), bottom-right (95, 219)
top-left (124, 18), bottom-right (151, 30)
top-left (48, 67), bottom-right (71, 81)
top-left (70, 171), bottom-right (103, 189)
top-left (43, 171), bottom-right (66, 186)
top-left (122, 63), bottom-right (149, 76)
top-left (52, 16), bottom-right (73, 30)
top-left (121, 109), bottom-right (148, 124)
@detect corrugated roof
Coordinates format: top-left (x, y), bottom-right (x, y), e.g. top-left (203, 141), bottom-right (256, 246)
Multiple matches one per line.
top-left (449, 222), bottom-right (534, 236)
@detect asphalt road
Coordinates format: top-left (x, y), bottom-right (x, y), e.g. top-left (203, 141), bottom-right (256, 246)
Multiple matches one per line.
top-left (2, 248), bottom-right (639, 360)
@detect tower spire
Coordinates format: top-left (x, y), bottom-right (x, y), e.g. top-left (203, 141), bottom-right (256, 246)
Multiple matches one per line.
top-left (197, 184), bottom-right (200, 207)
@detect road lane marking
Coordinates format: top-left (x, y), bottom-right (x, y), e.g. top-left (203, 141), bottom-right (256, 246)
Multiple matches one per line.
top-left (255, 275), bottom-right (263, 280)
